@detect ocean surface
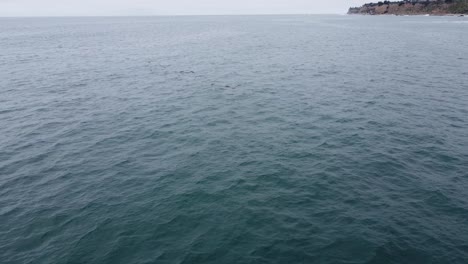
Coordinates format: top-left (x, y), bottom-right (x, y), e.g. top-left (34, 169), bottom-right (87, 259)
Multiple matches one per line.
top-left (1, 15), bottom-right (468, 264)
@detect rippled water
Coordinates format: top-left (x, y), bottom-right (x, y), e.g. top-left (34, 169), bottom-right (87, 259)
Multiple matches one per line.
top-left (1, 15), bottom-right (468, 264)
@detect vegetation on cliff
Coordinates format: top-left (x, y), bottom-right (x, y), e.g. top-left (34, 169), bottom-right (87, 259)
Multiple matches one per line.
top-left (348, 0), bottom-right (468, 15)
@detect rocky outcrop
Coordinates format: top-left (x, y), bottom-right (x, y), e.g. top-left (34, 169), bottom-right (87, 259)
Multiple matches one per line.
top-left (348, 0), bottom-right (468, 15)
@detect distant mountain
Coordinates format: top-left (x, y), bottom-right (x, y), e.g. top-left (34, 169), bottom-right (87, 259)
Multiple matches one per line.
top-left (348, 0), bottom-right (468, 15)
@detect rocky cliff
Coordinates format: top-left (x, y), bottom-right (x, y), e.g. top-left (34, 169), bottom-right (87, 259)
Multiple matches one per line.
top-left (348, 0), bottom-right (468, 15)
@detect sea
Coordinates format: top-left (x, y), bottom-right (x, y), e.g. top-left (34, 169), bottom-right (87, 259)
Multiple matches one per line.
top-left (1, 15), bottom-right (468, 264)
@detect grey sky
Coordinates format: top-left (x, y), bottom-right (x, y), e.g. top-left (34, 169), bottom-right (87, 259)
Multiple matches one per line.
top-left (0, 0), bottom-right (370, 16)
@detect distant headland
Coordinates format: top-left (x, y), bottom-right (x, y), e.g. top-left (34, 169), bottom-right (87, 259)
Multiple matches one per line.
top-left (348, 0), bottom-right (468, 15)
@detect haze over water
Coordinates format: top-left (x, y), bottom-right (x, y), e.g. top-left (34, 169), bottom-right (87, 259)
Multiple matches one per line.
top-left (1, 15), bottom-right (468, 264)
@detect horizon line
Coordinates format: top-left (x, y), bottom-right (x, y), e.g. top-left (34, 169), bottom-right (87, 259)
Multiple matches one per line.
top-left (0, 13), bottom-right (346, 18)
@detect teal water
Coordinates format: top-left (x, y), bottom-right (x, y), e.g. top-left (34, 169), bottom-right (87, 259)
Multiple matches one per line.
top-left (1, 15), bottom-right (468, 264)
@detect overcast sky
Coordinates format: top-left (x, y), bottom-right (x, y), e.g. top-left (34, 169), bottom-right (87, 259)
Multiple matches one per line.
top-left (0, 0), bottom-right (370, 16)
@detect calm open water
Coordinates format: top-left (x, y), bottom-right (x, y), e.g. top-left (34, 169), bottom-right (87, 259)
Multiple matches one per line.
top-left (1, 15), bottom-right (468, 264)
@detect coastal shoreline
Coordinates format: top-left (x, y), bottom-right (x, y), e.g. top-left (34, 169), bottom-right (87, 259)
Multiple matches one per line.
top-left (348, 0), bottom-right (468, 16)
top-left (347, 13), bottom-right (466, 16)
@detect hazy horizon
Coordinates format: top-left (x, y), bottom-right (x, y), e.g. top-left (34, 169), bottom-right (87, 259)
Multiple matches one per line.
top-left (0, 0), bottom-right (369, 17)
